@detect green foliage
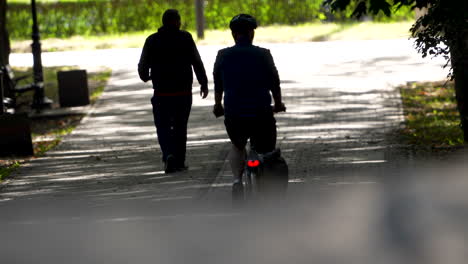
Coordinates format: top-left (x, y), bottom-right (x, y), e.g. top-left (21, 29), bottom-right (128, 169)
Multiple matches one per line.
top-left (6, 0), bottom-right (414, 39)
top-left (399, 81), bottom-right (464, 147)
top-left (0, 161), bottom-right (20, 181)
top-left (325, 0), bottom-right (468, 77)
top-left (89, 70), bottom-right (111, 103)
top-left (206, 0), bottom-right (330, 28)
top-left (7, 0), bottom-right (184, 39)
top-left (410, 1), bottom-right (468, 79)
top-left (323, 0), bottom-right (414, 21)
top-left (325, 0), bottom-right (415, 18)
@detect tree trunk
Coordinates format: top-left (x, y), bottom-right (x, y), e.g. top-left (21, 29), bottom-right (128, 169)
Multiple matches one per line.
top-left (195, 0), bottom-right (204, 39)
top-left (452, 31), bottom-right (468, 142)
top-left (0, 0), bottom-right (10, 65)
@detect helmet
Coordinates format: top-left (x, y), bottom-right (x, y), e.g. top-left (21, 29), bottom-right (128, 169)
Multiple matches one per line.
top-left (229, 14), bottom-right (257, 33)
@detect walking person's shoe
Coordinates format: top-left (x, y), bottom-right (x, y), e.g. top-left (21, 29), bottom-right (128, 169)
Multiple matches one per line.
top-left (165, 155), bottom-right (177, 174)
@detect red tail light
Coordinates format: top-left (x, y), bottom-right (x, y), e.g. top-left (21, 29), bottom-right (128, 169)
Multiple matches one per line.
top-left (247, 160), bottom-right (260, 167)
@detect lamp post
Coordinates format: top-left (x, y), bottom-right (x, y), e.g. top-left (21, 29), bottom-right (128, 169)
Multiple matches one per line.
top-left (30, 0), bottom-right (51, 110)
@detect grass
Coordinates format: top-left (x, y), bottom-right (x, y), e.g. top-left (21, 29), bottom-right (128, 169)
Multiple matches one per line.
top-left (0, 162), bottom-right (20, 181)
top-left (325, 21), bottom-right (413, 41)
top-left (11, 66), bottom-right (111, 107)
top-left (30, 114), bottom-right (84, 156)
top-left (0, 66), bottom-right (112, 181)
top-left (398, 81), bottom-right (465, 149)
top-left (11, 21), bottom-right (415, 53)
top-left (196, 22), bottom-right (350, 45)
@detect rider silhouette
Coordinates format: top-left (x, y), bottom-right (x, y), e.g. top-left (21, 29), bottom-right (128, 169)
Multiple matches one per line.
top-left (213, 14), bottom-right (286, 195)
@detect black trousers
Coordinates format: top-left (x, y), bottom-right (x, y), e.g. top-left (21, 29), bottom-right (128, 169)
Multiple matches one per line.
top-left (224, 113), bottom-right (277, 154)
top-left (151, 94), bottom-right (192, 166)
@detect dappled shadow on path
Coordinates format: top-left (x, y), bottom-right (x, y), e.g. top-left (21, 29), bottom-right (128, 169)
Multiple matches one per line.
top-left (0, 69), bottom-right (229, 204)
top-left (1, 66), bottom-right (410, 203)
top-left (267, 82), bottom-right (404, 190)
top-left (200, 77), bottom-right (408, 200)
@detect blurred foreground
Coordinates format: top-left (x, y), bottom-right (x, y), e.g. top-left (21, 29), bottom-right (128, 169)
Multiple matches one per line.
top-left (1, 153), bottom-right (467, 264)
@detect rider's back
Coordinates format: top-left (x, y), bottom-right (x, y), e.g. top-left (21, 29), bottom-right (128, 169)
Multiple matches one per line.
top-left (214, 42), bottom-right (280, 118)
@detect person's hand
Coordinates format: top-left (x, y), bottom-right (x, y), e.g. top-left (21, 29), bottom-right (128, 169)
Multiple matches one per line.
top-left (273, 102), bottom-right (286, 113)
top-left (140, 75), bottom-right (150, 82)
top-left (213, 103), bottom-right (224, 118)
top-left (200, 85), bottom-right (208, 99)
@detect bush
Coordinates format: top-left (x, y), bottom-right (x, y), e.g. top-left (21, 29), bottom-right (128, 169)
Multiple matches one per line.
top-left (7, 0), bottom-right (414, 39)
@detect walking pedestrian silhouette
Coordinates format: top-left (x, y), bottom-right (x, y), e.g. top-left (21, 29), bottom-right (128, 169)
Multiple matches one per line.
top-left (138, 9), bottom-right (209, 174)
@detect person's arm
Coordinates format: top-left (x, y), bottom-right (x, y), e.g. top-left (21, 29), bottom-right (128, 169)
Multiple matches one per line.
top-left (190, 34), bottom-right (209, 99)
top-left (213, 91), bottom-right (224, 117)
top-left (214, 91), bottom-right (223, 106)
top-left (266, 50), bottom-right (286, 112)
top-left (213, 51), bottom-right (224, 117)
top-left (138, 37), bottom-right (151, 82)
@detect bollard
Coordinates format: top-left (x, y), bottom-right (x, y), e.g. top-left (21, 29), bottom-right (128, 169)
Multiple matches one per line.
top-left (57, 69), bottom-right (89, 107)
top-left (0, 113), bottom-right (34, 156)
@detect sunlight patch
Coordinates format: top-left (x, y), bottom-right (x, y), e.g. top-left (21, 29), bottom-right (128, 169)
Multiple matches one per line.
top-left (49, 175), bottom-right (104, 182)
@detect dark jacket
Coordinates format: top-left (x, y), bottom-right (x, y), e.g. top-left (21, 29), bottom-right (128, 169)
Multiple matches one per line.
top-left (138, 26), bottom-right (208, 95)
top-left (213, 41), bottom-right (281, 117)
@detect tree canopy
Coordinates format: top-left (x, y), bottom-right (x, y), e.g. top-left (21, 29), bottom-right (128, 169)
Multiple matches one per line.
top-left (324, 0), bottom-right (468, 77)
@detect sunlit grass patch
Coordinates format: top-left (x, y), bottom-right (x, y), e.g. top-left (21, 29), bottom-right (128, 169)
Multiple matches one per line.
top-left (11, 66), bottom-right (111, 107)
top-left (11, 32), bottom-right (151, 53)
top-left (11, 21), bottom-right (415, 53)
top-left (327, 21), bottom-right (413, 40)
top-left (0, 162), bottom-right (20, 181)
top-left (30, 114), bottom-right (83, 156)
top-left (196, 23), bottom-right (347, 45)
top-left (399, 81), bottom-right (464, 148)
top-left (209, 21), bottom-right (414, 43)
top-left (88, 68), bottom-right (112, 103)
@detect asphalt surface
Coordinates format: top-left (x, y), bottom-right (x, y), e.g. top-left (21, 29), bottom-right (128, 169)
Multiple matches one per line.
top-left (2, 39), bottom-right (467, 264)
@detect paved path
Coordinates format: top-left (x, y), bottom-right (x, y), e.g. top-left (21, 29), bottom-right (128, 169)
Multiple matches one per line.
top-left (3, 40), bottom-right (464, 264)
top-left (4, 39), bottom-right (447, 201)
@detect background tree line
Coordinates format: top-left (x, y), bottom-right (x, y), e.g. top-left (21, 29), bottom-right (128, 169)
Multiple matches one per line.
top-left (5, 0), bottom-right (413, 39)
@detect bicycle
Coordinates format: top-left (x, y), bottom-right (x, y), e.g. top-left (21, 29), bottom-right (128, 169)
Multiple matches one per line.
top-left (216, 103), bottom-right (287, 201)
top-left (243, 147), bottom-right (288, 200)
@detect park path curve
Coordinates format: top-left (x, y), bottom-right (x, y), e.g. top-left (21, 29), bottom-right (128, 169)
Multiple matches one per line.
top-left (4, 39), bottom-right (448, 202)
top-left (1, 39), bottom-right (460, 264)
